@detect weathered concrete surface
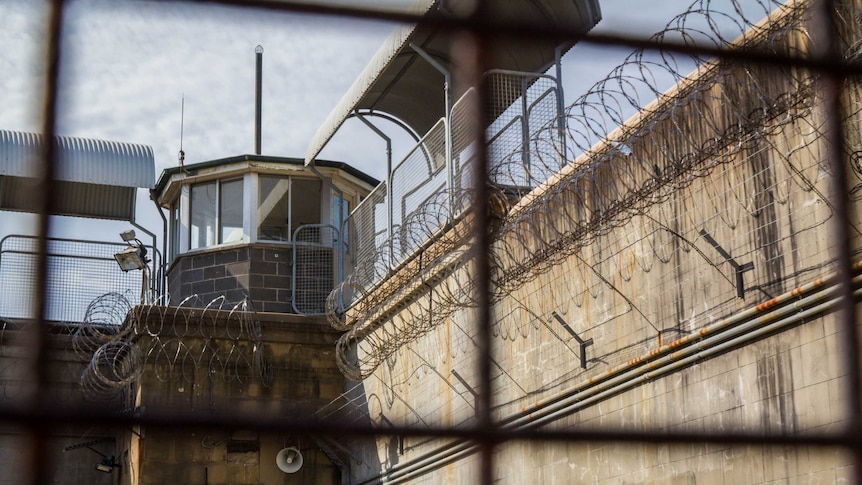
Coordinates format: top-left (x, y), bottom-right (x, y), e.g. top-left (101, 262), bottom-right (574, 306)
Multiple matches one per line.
top-left (121, 309), bottom-right (349, 485)
top-left (0, 325), bottom-right (120, 485)
top-left (343, 2), bottom-right (862, 483)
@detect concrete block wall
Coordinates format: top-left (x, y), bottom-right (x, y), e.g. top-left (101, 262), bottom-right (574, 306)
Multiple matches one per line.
top-left (131, 311), bottom-right (344, 412)
top-left (351, 303), bottom-right (853, 483)
top-left (166, 244), bottom-right (295, 313)
top-left (136, 429), bottom-right (340, 485)
top-left (0, 329), bottom-right (123, 485)
top-left (120, 310), bottom-right (357, 485)
top-left (0, 433), bottom-right (116, 485)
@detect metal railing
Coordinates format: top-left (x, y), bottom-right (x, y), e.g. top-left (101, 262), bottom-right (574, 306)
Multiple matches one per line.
top-left (0, 235), bottom-right (152, 323)
top-left (338, 71), bottom-right (564, 307)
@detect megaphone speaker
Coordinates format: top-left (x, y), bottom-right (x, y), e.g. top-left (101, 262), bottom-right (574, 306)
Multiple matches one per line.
top-left (276, 447), bottom-right (303, 473)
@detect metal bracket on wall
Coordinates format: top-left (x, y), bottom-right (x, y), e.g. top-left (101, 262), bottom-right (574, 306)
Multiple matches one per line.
top-left (63, 437), bottom-right (113, 452)
top-left (551, 312), bottom-right (593, 370)
top-left (699, 229), bottom-right (755, 298)
top-left (452, 369), bottom-right (480, 417)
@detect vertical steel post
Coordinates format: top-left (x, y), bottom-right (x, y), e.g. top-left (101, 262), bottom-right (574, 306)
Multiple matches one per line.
top-left (355, 112), bottom-right (394, 269)
top-left (555, 45), bottom-right (567, 168)
top-left (255, 45), bottom-right (263, 155)
top-left (520, 76), bottom-right (531, 187)
top-left (410, 43), bottom-right (454, 219)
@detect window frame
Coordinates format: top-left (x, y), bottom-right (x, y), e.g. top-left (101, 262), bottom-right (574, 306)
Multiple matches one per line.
top-left (188, 177), bottom-right (246, 251)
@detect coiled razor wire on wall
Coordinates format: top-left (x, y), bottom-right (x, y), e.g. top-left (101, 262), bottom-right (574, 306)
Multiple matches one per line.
top-left (77, 293), bottom-right (269, 401)
top-left (328, 0), bottom-right (862, 380)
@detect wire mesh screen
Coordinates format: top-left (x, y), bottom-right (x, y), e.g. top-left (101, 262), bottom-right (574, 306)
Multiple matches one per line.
top-left (390, 119), bottom-right (448, 264)
top-left (486, 71), bottom-right (562, 191)
top-left (342, 73), bottom-right (562, 304)
top-left (293, 224), bottom-right (338, 315)
top-left (6, 1), bottom-right (862, 485)
top-left (0, 235), bottom-right (142, 323)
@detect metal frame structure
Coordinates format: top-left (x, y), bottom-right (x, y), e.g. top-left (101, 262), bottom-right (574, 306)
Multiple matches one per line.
top-left (3, 1), bottom-right (862, 485)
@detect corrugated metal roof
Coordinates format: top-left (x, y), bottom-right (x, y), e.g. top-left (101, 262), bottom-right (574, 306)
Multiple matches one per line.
top-left (304, 0), bottom-right (602, 165)
top-left (0, 130), bottom-right (155, 188)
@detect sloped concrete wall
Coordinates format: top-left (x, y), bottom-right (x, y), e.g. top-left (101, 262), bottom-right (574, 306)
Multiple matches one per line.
top-left (344, 3), bottom-right (862, 483)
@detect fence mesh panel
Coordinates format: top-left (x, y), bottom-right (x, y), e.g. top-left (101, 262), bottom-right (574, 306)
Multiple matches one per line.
top-left (293, 225), bottom-right (338, 315)
top-left (0, 236), bottom-right (142, 323)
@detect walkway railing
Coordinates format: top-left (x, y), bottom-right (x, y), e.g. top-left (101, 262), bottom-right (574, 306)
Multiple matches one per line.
top-left (0, 235), bottom-right (159, 324)
top-left (336, 71), bottom-right (562, 311)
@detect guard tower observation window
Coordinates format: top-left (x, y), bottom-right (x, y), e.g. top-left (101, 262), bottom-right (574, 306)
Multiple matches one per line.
top-left (257, 175), bottom-right (321, 242)
top-left (190, 178), bottom-right (244, 250)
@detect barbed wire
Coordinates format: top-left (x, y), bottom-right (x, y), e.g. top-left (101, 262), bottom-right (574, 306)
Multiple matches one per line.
top-left (77, 293), bottom-right (269, 401)
top-left (328, 0), bottom-right (862, 380)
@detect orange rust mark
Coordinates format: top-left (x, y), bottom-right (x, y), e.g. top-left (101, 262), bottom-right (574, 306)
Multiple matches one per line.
top-left (668, 335), bottom-right (688, 348)
top-left (755, 298), bottom-right (778, 311)
top-left (699, 327), bottom-right (709, 335)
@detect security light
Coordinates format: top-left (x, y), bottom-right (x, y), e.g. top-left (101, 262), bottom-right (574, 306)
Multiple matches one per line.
top-left (64, 440), bottom-right (119, 474)
top-left (95, 456), bottom-right (117, 473)
top-left (114, 245), bottom-right (148, 272)
top-left (114, 230), bottom-right (150, 272)
top-left (119, 229), bottom-right (137, 242)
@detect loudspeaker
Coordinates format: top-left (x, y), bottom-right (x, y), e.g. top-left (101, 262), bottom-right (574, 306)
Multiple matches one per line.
top-left (276, 447), bottom-right (303, 473)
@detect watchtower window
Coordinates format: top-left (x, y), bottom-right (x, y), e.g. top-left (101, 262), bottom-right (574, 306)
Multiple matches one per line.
top-left (190, 181), bottom-right (216, 249)
top-left (258, 175), bottom-right (321, 242)
top-left (219, 179), bottom-right (243, 244)
top-left (190, 178), bottom-right (245, 250)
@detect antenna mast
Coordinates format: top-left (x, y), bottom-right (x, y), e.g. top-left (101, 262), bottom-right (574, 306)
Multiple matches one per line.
top-left (179, 95), bottom-right (187, 172)
top-left (255, 45), bottom-right (263, 155)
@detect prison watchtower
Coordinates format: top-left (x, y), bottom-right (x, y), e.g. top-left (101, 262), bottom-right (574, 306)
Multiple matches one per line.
top-left (152, 155), bottom-right (377, 314)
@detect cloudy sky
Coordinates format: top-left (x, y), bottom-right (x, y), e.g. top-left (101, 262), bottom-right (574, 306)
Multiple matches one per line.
top-left (0, 0), bottom-right (769, 243)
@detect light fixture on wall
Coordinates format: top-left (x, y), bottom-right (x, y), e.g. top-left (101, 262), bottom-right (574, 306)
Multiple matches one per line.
top-left (63, 438), bottom-right (119, 474)
top-left (95, 455), bottom-right (118, 473)
top-left (114, 229), bottom-right (149, 272)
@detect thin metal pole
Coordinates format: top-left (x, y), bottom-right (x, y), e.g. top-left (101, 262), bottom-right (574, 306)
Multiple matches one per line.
top-left (554, 44), bottom-right (567, 168)
top-left (255, 45), bottom-right (263, 155)
top-left (520, 76), bottom-right (531, 186)
top-left (355, 112), bottom-right (394, 268)
top-left (410, 42), bottom-right (455, 219)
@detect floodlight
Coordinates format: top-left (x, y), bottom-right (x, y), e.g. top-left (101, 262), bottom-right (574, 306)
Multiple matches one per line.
top-left (114, 246), bottom-right (147, 272)
top-left (95, 456), bottom-right (117, 473)
top-left (119, 229), bottom-right (137, 242)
